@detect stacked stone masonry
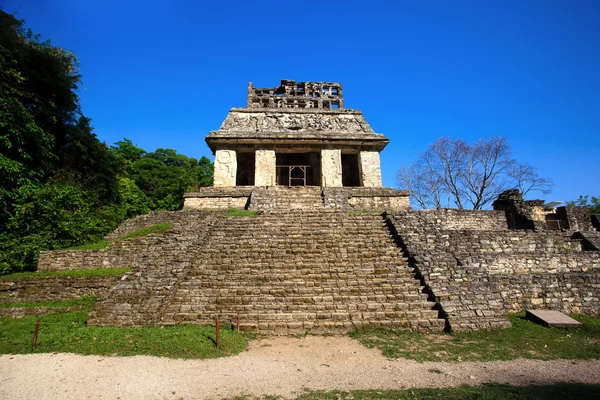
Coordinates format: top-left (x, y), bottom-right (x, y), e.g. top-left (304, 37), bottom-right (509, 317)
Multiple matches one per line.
top-left (184, 186), bottom-right (410, 211)
top-left (89, 210), bottom-right (445, 334)
top-left (388, 209), bottom-right (600, 330)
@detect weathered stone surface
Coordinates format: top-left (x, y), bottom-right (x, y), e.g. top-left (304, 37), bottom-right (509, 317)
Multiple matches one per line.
top-left (88, 210), bottom-right (445, 334)
top-left (0, 275), bottom-right (119, 304)
top-left (358, 151), bottom-right (382, 187)
top-left (526, 309), bottom-right (583, 328)
top-left (321, 149), bottom-right (342, 187)
top-left (213, 149), bottom-right (237, 187)
top-left (387, 209), bottom-right (600, 331)
top-left (247, 80), bottom-right (344, 109)
top-left (254, 149), bottom-right (276, 186)
top-left (203, 80), bottom-right (388, 189)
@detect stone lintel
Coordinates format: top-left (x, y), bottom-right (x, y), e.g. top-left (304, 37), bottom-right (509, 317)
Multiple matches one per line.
top-left (206, 137), bottom-right (389, 154)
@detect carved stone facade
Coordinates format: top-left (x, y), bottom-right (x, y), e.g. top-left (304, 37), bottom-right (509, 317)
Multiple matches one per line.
top-left (213, 149), bottom-right (237, 187)
top-left (321, 149), bottom-right (342, 187)
top-left (254, 149), bottom-right (276, 186)
top-left (197, 80), bottom-right (393, 195)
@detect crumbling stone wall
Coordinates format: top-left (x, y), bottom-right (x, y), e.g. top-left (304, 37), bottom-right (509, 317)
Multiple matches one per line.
top-left (0, 276), bottom-right (119, 304)
top-left (388, 209), bottom-right (600, 330)
top-left (492, 189), bottom-right (546, 230)
top-left (556, 206), bottom-right (593, 231)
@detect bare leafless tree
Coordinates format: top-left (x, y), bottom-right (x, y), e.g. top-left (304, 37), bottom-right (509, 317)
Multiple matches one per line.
top-left (397, 136), bottom-right (553, 210)
top-left (506, 163), bottom-right (553, 196)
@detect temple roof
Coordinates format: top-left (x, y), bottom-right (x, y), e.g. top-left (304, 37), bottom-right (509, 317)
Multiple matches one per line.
top-left (205, 80), bottom-right (390, 153)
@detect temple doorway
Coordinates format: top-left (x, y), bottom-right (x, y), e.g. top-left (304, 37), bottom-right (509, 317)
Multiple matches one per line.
top-left (342, 153), bottom-right (360, 186)
top-left (276, 152), bottom-right (321, 186)
top-left (236, 152), bottom-right (255, 186)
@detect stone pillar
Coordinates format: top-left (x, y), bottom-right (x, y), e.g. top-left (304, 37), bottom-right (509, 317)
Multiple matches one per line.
top-left (321, 149), bottom-right (342, 187)
top-left (254, 149), bottom-right (276, 186)
top-left (358, 151), bottom-right (383, 187)
top-left (213, 149), bottom-right (237, 187)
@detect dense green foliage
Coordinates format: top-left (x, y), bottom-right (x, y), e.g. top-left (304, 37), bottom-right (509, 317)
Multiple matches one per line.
top-left (0, 11), bottom-right (212, 275)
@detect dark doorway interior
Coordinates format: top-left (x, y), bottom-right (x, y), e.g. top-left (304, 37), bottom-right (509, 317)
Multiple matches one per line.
top-left (276, 152), bottom-right (321, 186)
top-left (236, 152), bottom-right (255, 186)
top-left (342, 153), bottom-right (360, 186)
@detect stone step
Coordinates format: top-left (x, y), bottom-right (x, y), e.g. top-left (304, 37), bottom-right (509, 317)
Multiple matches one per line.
top-left (165, 314), bottom-right (445, 334)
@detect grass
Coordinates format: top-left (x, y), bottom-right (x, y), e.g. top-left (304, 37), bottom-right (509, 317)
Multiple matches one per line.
top-left (0, 295), bottom-right (99, 309)
top-left (62, 222), bottom-right (174, 251)
top-left (63, 240), bottom-right (110, 250)
top-left (349, 313), bottom-right (600, 362)
top-left (119, 222), bottom-right (173, 241)
top-left (226, 209), bottom-right (258, 217)
top-left (290, 384), bottom-right (600, 400)
top-left (0, 268), bottom-right (131, 280)
top-left (0, 302), bottom-right (248, 359)
top-left (348, 210), bottom-right (384, 215)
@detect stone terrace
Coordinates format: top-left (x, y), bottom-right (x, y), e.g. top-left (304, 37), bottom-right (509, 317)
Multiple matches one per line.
top-left (90, 209), bottom-right (445, 334)
top-left (388, 210), bottom-right (600, 330)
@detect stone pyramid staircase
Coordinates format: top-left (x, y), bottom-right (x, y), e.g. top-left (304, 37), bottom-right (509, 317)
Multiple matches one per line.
top-left (249, 186), bottom-right (325, 211)
top-left (159, 211), bottom-right (445, 334)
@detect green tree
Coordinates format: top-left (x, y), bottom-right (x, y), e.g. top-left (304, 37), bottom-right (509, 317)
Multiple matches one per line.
top-left (0, 11), bottom-right (122, 273)
top-left (129, 148), bottom-right (213, 210)
top-left (568, 195), bottom-right (600, 214)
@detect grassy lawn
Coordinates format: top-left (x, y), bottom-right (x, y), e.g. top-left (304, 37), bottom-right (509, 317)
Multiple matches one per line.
top-left (227, 209), bottom-right (259, 217)
top-left (0, 268), bottom-right (131, 280)
top-left (0, 303), bottom-right (247, 359)
top-left (349, 313), bottom-right (600, 362)
top-left (289, 384), bottom-right (600, 400)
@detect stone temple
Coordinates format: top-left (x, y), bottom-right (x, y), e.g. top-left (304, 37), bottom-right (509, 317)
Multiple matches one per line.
top-left (4, 80), bottom-right (599, 335)
top-left (184, 80), bottom-right (409, 211)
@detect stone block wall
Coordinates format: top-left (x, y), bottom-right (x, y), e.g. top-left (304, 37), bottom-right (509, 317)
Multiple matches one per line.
top-left (388, 210), bottom-right (600, 330)
top-left (393, 209), bottom-right (508, 231)
top-left (0, 276), bottom-right (119, 304)
top-left (183, 188), bottom-right (253, 210)
top-left (556, 206), bottom-right (593, 232)
top-left (347, 188), bottom-right (410, 211)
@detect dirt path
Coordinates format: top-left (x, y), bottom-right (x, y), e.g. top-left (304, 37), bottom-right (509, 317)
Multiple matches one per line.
top-left (1, 336), bottom-right (599, 400)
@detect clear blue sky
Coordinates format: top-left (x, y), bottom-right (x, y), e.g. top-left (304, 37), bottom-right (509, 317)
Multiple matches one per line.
top-left (3, 0), bottom-right (599, 204)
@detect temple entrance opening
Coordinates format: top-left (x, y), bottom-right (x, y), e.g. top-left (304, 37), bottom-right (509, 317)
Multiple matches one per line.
top-left (236, 152), bottom-right (255, 186)
top-left (342, 153), bottom-right (361, 187)
top-left (276, 152), bottom-right (321, 186)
